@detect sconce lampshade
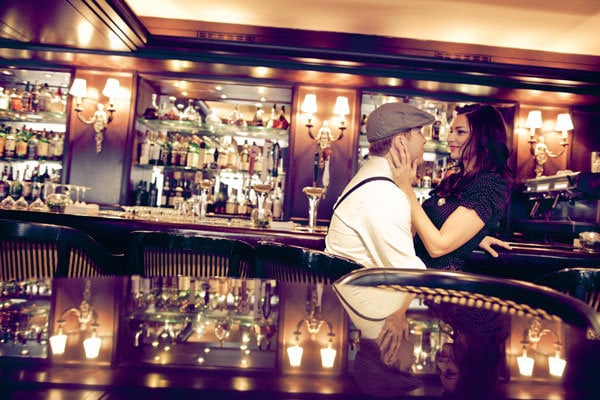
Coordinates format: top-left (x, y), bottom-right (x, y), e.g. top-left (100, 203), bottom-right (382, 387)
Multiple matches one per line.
top-left (83, 333), bottom-right (102, 359)
top-left (287, 343), bottom-right (303, 367)
top-left (49, 332), bottom-right (68, 355)
top-left (525, 110), bottom-right (543, 129)
top-left (320, 343), bottom-right (337, 368)
top-left (548, 353), bottom-right (567, 377)
top-left (333, 96), bottom-right (350, 116)
top-left (69, 78), bottom-right (87, 99)
top-left (301, 94), bottom-right (318, 114)
top-left (555, 113), bottom-right (574, 131)
top-left (102, 78), bottom-right (120, 99)
top-left (517, 350), bottom-right (534, 377)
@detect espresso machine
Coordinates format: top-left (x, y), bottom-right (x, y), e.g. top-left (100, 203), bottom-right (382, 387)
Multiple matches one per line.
top-left (508, 172), bottom-right (600, 244)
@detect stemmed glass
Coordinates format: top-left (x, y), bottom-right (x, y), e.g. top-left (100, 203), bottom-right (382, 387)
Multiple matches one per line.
top-left (214, 320), bottom-right (230, 347)
top-left (0, 181), bottom-right (16, 210)
top-left (251, 181), bottom-right (273, 228)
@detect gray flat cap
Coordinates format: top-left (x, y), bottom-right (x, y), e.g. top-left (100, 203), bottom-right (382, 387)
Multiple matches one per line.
top-left (366, 102), bottom-right (435, 143)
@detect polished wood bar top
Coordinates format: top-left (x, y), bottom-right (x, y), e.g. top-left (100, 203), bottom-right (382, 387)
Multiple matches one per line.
top-left (0, 209), bottom-right (327, 254)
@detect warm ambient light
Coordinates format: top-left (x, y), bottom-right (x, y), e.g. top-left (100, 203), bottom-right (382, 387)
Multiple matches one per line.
top-left (555, 113), bottom-right (574, 140)
top-left (48, 323), bottom-right (67, 355)
top-left (287, 342), bottom-right (304, 367)
top-left (69, 77), bottom-right (121, 153)
top-left (83, 324), bottom-right (102, 359)
top-left (320, 340), bottom-right (337, 368)
top-left (517, 348), bottom-right (534, 377)
top-left (525, 110), bottom-right (571, 177)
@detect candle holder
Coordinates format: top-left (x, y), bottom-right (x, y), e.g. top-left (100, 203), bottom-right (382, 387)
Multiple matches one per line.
top-left (302, 186), bottom-right (325, 230)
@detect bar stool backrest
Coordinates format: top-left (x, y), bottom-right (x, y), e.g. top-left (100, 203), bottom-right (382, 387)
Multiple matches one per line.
top-left (536, 267), bottom-right (600, 312)
top-left (127, 230), bottom-right (256, 278)
top-left (255, 241), bottom-right (364, 284)
top-left (0, 218), bottom-right (125, 279)
top-left (335, 267), bottom-right (600, 335)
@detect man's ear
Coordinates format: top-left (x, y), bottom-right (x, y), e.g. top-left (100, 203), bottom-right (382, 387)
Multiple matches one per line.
top-left (394, 135), bottom-right (405, 146)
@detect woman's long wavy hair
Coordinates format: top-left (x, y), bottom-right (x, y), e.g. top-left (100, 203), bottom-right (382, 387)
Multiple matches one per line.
top-left (435, 104), bottom-right (513, 198)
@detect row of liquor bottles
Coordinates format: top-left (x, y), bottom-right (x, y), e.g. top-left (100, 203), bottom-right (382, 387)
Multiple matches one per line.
top-left (0, 125), bottom-right (65, 161)
top-left (0, 81), bottom-right (67, 114)
top-left (0, 164), bottom-right (61, 203)
top-left (139, 131), bottom-right (284, 177)
top-left (142, 94), bottom-right (290, 129)
top-left (133, 173), bottom-right (284, 219)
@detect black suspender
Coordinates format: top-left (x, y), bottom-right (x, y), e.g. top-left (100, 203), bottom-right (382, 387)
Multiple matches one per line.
top-left (332, 176), bottom-right (395, 211)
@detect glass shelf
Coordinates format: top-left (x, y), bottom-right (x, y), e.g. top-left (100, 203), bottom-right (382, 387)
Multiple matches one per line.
top-left (0, 110), bottom-right (67, 126)
top-left (137, 118), bottom-right (289, 142)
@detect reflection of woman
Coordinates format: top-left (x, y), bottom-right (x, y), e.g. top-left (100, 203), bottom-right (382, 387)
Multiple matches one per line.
top-left (430, 303), bottom-right (510, 400)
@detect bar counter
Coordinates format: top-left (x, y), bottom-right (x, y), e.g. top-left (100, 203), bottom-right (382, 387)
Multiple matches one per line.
top-left (1, 209), bottom-right (599, 281)
top-left (0, 209), bottom-right (326, 255)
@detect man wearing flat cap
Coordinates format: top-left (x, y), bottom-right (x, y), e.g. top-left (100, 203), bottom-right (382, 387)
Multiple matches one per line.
top-left (326, 102), bottom-right (434, 396)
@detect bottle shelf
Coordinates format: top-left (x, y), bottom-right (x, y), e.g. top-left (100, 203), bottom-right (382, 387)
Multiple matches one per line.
top-left (0, 110), bottom-right (67, 125)
top-left (137, 118), bottom-right (289, 142)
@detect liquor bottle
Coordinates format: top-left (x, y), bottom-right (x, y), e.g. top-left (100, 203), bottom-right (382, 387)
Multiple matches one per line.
top-left (4, 127), bottom-right (16, 158)
top-left (0, 87), bottom-right (9, 110)
top-left (160, 177), bottom-right (171, 207)
top-left (266, 104), bottom-right (278, 128)
top-left (36, 130), bottom-right (49, 160)
top-left (360, 114), bottom-right (368, 135)
top-left (158, 132), bottom-right (170, 166)
top-left (15, 129), bottom-right (28, 159)
top-left (272, 182), bottom-right (283, 219)
top-left (169, 134), bottom-right (181, 166)
top-left (166, 96), bottom-right (179, 120)
top-left (27, 129), bottom-right (38, 160)
top-left (10, 168), bottom-right (22, 200)
top-left (148, 180), bottom-right (158, 207)
top-left (0, 125), bottom-right (6, 158)
top-left (134, 180), bottom-right (148, 206)
top-left (228, 104), bottom-right (245, 127)
top-left (240, 140), bottom-right (250, 172)
top-left (147, 131), bottom-right (160, 165)
top-left (248, 141), bottom-right (259, 175)
top-left (37, 83), bottom-right (51, 112)
top-left (142, 94), bottom-right (160, 120)
top-left (182, 99), bottom-right (199, 123)
top-left (139, 130), bottom-right (150, 165)
top-left (178, 136), bottom-right (189, 167)
top-left (30, 81), bottom-right (39, 112)
top-left (252, 104), bottom-right (264, 126)
top-left (30, 166), bottom-right (41, 201)
top-left (225, 188), bottom-right (238, 215)
top-left (20, 82), bottom-right (32, 112)
top-left (272, 141), bottom-right (281, 178)
top-left (186, 139), bottom-right (199, 169)
top-left (53, 131), bottom-right (65, 159)
top-left (0, 166), bottom-right (9, 200)
top-left (9, 88), bottom-right (22, 112)
top-left (277, 105), bottom-right (289, 129)
top-left (21, 165), bottom-right (32, 200)
top-left (198, 140), bottom-right (206, 169)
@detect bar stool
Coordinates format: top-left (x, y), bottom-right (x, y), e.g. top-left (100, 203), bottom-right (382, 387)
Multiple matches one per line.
top-left (0, 218), bottom-right (125, 279)
top-left (536, 267), bottom-right (600, 312)
top-left (126, 230), bottom-right (256, 278)
top-left (254, 241), bottom-right (364, 284)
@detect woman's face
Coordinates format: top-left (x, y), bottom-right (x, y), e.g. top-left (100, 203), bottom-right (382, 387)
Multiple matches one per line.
top-left (448, 114), bottom-right (471, 162)
top-left (436, 342), bottom-right (459, 392)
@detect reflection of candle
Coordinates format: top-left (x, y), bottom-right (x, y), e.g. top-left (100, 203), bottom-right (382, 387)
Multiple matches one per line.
top-left (313, 152), bottom-right (319, 186)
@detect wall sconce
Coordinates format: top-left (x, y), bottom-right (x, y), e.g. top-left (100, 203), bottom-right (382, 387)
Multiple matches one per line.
top-left (286, 284), bottom-right (337, 368)
top-left (525, 110), bottom-right (572, 177)
top-left (516, 318), bottom-right (566, 378)
top-left (302, 93), bottom-right (350, 193)
top-left (69, 77), bottom-right (120, 153)
top-left (49, 279), bottom-right (102, 359)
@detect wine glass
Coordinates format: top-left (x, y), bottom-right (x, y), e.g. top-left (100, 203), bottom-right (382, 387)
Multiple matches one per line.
top-left (214, 320), bottom-right (230, 347)
top-left (0, 181), bottom-right (16, 210)
top-left (28, 195), bottom-right (49, 212)
top-left (250, 181), bottom-right (273, 228)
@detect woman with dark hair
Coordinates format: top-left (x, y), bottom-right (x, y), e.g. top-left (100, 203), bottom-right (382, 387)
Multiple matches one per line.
top-left (390, 103), bottom-right (513, 271)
